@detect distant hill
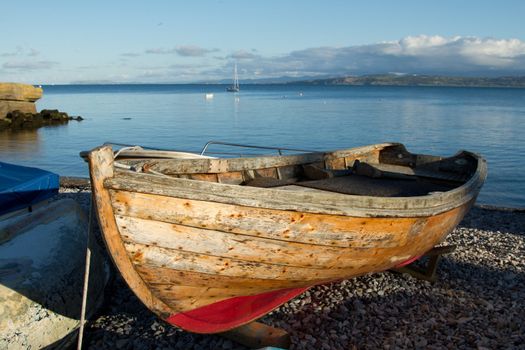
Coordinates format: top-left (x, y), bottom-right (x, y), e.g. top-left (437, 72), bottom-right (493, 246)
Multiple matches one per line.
top-left (288, 74), bottom-right (525, 88)
top-left (199, 75), bottom-right (337, 85)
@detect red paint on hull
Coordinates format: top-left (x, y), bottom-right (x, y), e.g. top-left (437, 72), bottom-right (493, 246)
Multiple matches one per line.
top-left (166, 287), bottom-right (309, 333)
top-left (395, 255), bottom-right (422, 268)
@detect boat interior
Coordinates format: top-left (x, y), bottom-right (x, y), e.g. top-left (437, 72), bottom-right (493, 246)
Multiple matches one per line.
top-left (114, 142), bottom-right (479, 198)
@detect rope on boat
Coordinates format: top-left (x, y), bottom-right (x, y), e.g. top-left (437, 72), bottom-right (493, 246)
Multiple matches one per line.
top-left (112, 145), bottom-right (171, 177)
top-left (113, 146), bottom-right (142, 172)
top-left (113, 145), bottom-right (143, 158)
top-left (77, 197), bottom-right (95, 350)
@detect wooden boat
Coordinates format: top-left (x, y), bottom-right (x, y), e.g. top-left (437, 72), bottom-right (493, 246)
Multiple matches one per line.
top-left (87, 142), bottom-right (486, 334)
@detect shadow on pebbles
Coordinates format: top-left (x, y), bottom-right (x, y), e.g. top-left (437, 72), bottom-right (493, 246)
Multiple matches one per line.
top-left (59, 189), bottom-right (524, 350)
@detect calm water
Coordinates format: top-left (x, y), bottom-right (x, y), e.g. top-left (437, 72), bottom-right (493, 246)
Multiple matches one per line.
top-left (1, 84), bottom-right (524, 208)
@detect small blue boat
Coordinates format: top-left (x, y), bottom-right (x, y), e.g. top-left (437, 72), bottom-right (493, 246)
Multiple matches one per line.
top-left (0, 162), bottom-right (59, 216)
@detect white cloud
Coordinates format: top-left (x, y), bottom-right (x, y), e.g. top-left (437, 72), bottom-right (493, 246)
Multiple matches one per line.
top-left (145, 45), bottom-right (219, 57)
top-left (145, 47), bottom-right (174, 54)
top-left (175, 45), bottom-right (219, 57)
top-left (1, 47), bottom-right (40, 57)
top-left (1, 47), bottom-right (23, 57)
top-left (458, 37), bottom-right (525, 66)
top-left (28, 48), bottom-right (40, 57)
top-left (5, 35), bottom-right (524, 83)
top-left (226, 35), bottom-right (525, 78)
top-left (230, 50), bottom-right (259, 60)
top-left (397, 35), bottom-right (450, 54)
top-left (3, 60), bottom-right (58, 70)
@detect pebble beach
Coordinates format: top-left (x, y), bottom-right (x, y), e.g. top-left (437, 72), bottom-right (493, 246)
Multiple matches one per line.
top-left (59, 185), bottom-right (525, 350)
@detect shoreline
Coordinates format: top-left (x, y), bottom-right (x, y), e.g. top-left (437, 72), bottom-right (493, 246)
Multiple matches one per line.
top-left (57, 184), bottom-right (525, 349)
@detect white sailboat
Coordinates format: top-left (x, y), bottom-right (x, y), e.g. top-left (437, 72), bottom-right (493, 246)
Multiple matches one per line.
top-left (226, 63), bottom-right (240, 92)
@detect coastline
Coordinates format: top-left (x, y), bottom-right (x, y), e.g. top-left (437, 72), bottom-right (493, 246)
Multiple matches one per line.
top-left (289, 75), bottom-right (525, 89)
top-left (58, 181), bottom-right (524, 349)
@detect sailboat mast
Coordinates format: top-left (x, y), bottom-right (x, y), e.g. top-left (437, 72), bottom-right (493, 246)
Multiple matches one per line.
top-left (234, 63), bottom-right (239, 89)
top-left (227, 62), bottom-right (240, 92)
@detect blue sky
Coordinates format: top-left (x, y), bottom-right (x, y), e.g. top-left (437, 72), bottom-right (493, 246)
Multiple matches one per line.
top-left (1, 0), bottom-right (524, 84)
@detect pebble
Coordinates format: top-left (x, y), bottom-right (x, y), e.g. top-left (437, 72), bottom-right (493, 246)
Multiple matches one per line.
top-left (58, 188), bottom-right (525, 349)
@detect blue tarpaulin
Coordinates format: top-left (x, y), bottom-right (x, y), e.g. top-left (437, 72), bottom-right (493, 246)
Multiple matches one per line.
top-left (0, 162), bottom-right (59, 216)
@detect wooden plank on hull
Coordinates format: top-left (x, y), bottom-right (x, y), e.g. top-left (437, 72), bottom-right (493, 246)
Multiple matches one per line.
top-left (135, 265), bottom-right (313, 290)
top-left (116, 215), bottom-right (393, 268)
top-left (121, 204), bottom-right (469, 285)
top-left (148, 285), bottom-right (255, 311)
top-left (150, 284), bottom-right (280, 303)
top-left (136, 265), bottom-right (314, 312)
top-left (111, 190), bottom-right (410, 248)
top-left (123, 242), bottom-right (382, 281)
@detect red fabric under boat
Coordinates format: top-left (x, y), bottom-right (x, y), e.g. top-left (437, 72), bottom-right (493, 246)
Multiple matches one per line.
top-left (166, 287), bottom-right (309, 333)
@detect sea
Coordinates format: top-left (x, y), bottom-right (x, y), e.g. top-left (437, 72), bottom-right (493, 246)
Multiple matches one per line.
top-left (1, 84), bottom-right (524, 208)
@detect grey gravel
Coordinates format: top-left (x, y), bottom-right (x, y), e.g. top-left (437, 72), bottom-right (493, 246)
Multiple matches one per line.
top-left (59, 187), bottom-right (525, 349)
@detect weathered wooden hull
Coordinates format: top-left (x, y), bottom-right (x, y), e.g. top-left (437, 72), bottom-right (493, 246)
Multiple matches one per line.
top-left (88, 143), bottom-right (486, 333)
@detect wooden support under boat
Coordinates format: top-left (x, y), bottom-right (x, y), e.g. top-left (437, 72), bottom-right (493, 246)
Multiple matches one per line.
top-left (221, 321), bottom-right (290, 349)
top-left (391, 245), bottom-right (457, 282)
top-left (87, 142), bottom-right (487, 334)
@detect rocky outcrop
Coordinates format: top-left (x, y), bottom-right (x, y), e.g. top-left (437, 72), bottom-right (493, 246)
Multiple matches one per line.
top-left (0, 82), bottom-right (43, 101)
top-left (0, 83), bottom-right (42, 118)
top-left (0, 109), bottom-right (83, 130)
top-left (0, 83), bottom-right (82, 130)
top-left (0, 100), bottom-right (37, 116)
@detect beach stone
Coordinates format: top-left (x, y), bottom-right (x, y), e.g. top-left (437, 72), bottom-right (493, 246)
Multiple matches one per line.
top-left (0, 82), bottom-right (42, 102)
top-left (115, 338), bottom-right (129, 349)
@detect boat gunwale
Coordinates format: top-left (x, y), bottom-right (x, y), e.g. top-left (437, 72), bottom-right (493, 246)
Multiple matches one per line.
top-left (127, 143), bottom-right (394, 175)
top-left (104, 144), bottom-right (487, 218)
